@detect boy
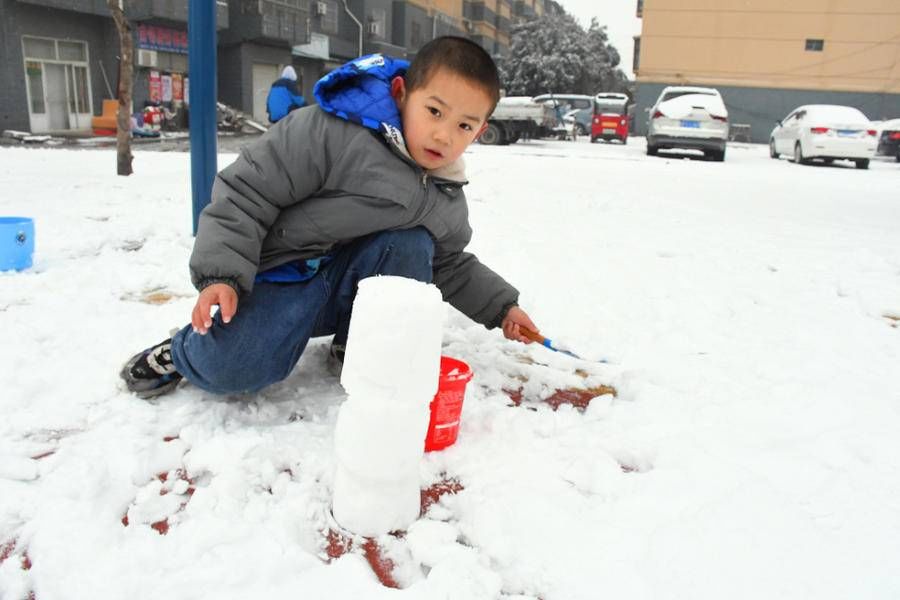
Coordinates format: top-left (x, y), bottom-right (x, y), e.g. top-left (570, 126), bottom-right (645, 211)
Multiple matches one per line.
top-left (121, 37), bottom-right (538, 398)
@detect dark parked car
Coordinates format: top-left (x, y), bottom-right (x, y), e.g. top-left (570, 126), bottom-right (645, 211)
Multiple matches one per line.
top-left (876, 119), bottom-right (900, 162)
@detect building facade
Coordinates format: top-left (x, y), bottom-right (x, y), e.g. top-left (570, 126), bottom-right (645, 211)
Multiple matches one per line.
top-left (0, 0), bottom-right (525, 133)
top-left (633, 0), bottom-right (900, 142)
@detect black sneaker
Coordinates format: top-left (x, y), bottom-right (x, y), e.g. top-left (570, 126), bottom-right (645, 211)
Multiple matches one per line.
top-left (327, 342), bottom-right (345, 377)
top-left (120, 338), bottom-right (183, 398)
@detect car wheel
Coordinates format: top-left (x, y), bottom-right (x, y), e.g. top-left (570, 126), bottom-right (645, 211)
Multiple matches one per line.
top-left (479, 123), bottom-right (505, 145)
top-left (647, 143), bottom-right (658, 156)
top-left (895, 152), bottom-right (899, 163)
top-left (714, 149), bottom-right (726, 162)
top-left (622, 136), bottom-right (628, 145)
top-left (575, 123), bottom-right (588, 137)
top-left (855, 159), bottom-right (869, 170)
top-left (590, 135), bottom-right (597, 143)
top-left (769, 139), bottom-right (779, 158)
top-left (794, 142), bottom-right (809, 165)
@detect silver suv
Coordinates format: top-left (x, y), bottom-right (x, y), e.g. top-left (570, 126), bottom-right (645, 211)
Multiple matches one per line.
top-left (646, 86), bottom-right (729, 161)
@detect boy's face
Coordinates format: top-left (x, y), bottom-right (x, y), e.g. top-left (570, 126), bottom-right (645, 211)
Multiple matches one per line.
top-left (391, 67), bottom-right (492, 171)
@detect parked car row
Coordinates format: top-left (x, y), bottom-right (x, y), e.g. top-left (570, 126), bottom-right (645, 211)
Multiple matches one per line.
top-left (642, 84), bottom-right (897, 168)
top-left (480, 92), bottom-right (633, 146)
top-left (482, 87), bottom-right (897, 167)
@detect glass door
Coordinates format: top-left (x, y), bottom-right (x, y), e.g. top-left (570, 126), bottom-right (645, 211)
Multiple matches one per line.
top-left (44, 63), bottom-right (70, 130)
top-left (22, 36), bottom-right (93, 133)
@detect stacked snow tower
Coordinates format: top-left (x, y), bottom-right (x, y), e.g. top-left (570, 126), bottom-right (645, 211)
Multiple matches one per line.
top-left (332, 276), bottom-right (446, 536)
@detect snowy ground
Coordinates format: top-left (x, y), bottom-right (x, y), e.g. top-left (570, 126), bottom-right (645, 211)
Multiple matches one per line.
top-left (1, 138), bottom-right (899, 600)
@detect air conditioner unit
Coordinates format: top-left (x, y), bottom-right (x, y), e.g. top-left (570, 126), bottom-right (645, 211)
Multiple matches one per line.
top-left (137, 49), bottom-right (158, 68)
top-left (366, 21), bottom-right (381, 36)
top-left (315, 1), bottom-right (327, 16)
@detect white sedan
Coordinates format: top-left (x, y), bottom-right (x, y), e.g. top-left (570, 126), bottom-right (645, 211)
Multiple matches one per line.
top-left (769, 104), bottom-right (877, 169)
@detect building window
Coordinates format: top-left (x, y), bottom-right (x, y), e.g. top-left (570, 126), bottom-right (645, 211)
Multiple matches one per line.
top-left (411, 21), bottom-right (425, 49)
top-left (318, 0), bottom-right (338, 34)
top-left (25, 61), bottom-right (45, 114)
top-left (636, 0), bottom-right (643, 18)
top-left (67, 65), bottom-right (89, 113)
top-left (633, 36), bottom-right (641, 73)
top-left (805, 38), bottom-right (824, 51)
top-left (367, 9), bottom-right (386, 39)
top-left (58, 41), bottom-right (87, 62)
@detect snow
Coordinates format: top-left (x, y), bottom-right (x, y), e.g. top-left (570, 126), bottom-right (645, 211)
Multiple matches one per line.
top-left (1, 138), bottom-right (900, 599)
top-left (802, 104), bottom-right (871, 123)
top-left (340, 277), bottom-right (445, 402)
top-left (659, 92), bottom-right (728, 118)
top-left (334, 277), bottom-right (445, 536)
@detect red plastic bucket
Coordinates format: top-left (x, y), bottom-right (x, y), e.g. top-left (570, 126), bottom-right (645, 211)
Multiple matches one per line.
top-left (424, 356), bottom-right (474, 452)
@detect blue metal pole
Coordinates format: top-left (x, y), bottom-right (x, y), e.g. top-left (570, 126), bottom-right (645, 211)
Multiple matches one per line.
top-left (188, 0), bottom-right (218, 235)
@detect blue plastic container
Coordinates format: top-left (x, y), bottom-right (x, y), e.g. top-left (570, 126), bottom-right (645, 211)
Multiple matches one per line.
top-left (0, 217), bottom-right (35, 271)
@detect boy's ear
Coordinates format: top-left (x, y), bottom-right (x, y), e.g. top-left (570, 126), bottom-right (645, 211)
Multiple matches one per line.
top-left (390, 76), bottom-right (407, 105)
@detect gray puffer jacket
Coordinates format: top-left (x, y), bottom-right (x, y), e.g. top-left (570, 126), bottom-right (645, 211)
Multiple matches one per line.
top-left (189, 105), bottom-right (519, 328)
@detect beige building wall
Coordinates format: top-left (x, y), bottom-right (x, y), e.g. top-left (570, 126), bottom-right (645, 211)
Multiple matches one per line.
top-left (408, 0), bottom-right (464, 22)
top-left (638, 0), bottom-right (900, 94)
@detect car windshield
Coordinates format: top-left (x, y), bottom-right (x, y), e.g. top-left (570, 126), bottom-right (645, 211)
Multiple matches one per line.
top-left (595, 100), bottom-right (626, 114)
top-left (661, 90), bottom-right (715, 102)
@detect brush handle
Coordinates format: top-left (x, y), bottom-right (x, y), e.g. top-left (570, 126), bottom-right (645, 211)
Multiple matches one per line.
top-left (520, 327), bottom-right (584, 360)
top-left (520, 327), bottom-right (555, 350)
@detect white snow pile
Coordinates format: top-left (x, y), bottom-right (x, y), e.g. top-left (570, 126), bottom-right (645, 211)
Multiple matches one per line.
top-left (1, 140), bottom-right (899, 600)
top-left (333, 276), bottom-right (445, 537)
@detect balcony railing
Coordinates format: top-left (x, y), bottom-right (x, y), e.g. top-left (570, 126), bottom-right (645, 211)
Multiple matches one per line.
top-left (16, 0), bottom-right (110, 17)
top-left (131, 0), bottom-right (229, 26)
top-left (16, 0), bottom-right (228, 28)
top-left (233, 3), bottom-right (310, 46)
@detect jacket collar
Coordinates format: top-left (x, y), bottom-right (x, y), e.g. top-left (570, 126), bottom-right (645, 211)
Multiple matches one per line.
top-left (380, 122), bottom-right (468, 184)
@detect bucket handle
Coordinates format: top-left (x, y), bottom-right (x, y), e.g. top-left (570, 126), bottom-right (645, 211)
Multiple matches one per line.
top-left (16, 231), bottom-right (28, 245)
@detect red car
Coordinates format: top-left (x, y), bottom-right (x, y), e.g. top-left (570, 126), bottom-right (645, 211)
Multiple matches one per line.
top-left (591, 93), bottom-right (630, 144)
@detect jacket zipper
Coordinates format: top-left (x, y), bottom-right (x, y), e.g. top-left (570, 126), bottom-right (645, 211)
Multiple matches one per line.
top-left (421, 172), bottom-right (428, 189)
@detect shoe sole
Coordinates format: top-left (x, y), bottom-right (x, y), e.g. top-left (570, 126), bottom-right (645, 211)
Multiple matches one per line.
top-left (119, 355), bottom-right (182, 399)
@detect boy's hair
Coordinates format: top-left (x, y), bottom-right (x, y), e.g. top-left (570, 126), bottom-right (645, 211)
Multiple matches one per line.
top-left (405, 37), bottom-right (501, 116)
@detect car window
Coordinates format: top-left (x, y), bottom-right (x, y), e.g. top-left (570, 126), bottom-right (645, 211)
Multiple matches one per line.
top-left (573, 99), bottom-right (592, 110)
top-left (661, 90), bottom-right (714, 102)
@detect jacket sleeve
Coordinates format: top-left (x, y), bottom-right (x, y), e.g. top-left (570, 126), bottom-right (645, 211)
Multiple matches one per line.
top-left (189, 107), bottom-right (328, 294)
top-left (432, 208), bottom-right (520, 329)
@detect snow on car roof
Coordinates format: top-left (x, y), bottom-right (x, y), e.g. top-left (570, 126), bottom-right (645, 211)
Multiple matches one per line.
top-left (501, 96), bottom-right (541, 105)
top-left (661, 86), bottom-right (719, 94)
top-left (800, 104), bottom-right (870, 122)
top-left (659, 93), bottom-right (727, 118)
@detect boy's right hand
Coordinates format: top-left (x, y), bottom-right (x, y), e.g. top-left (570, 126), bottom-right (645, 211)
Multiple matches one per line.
top-left (192, 283), bottom-right (238, 335)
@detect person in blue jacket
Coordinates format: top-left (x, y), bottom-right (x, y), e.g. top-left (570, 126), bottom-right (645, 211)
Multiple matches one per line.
top-left (266, 66), bottom-right (307, 123)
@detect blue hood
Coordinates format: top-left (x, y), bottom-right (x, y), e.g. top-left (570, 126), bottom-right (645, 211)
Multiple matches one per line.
top-left (313, 54), bottom-right (409, 132)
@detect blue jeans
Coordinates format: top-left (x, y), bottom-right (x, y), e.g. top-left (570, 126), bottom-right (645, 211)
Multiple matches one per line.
top-left (170, 228), bottom-right (435, 394)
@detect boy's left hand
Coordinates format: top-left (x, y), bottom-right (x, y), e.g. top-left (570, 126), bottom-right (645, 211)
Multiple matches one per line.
top-left (502, 306), bottom-right (539, 344)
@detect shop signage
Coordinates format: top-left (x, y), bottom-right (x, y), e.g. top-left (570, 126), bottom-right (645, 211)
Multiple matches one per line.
top-left (149, 70), bottom-right (161, 102)
top-left (172, 74), bottom-right (184, 102)
top-left (137, 24), bottom-right (188, 54)
top-left (161, 74), bottom-right (173, 102)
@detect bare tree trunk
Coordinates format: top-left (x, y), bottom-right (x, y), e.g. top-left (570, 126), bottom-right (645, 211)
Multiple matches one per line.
top-left (108, 0), bottom-right (133, 176)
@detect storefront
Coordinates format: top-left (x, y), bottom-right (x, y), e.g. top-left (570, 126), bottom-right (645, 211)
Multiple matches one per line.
top-left (22, 35), bottom-right (93, 133)
top-left (134, 24), bottom-right (189, 126)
